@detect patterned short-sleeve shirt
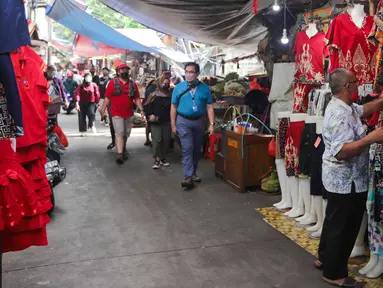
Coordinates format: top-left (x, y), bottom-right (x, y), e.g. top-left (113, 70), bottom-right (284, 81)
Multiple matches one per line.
top-left (322, 97), bottom-right (368, 194)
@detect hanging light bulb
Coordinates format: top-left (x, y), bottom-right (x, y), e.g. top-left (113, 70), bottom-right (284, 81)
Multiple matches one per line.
top-left (273, 0), bottom-right (280, 11)
top-left (281, 29), bottom-right (289, 44)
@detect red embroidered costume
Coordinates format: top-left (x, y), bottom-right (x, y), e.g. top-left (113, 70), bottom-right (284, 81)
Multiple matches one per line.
top-left (325, 13), bottom-right (377, 84)
top-left (292, 31), bottom-right (327, 113)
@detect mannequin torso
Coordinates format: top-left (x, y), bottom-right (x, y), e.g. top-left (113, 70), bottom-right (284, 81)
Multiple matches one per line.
top-left (349, 4), bottom-right (366, 28)
top-left (278, 111), bottom-right (291, 119)
top-left (306, 23), bottom-right (318, 38)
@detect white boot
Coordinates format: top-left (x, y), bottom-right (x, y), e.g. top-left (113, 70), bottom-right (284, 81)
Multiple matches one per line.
top-left (359, 254), bottom-right (379, 275)
top-left (309, 199), bottom-right (327, 239)
top-left (306, 196), bottom-right (322, 232)
top-left (284, 177), bottom-right (299, 217)
top-left (367, 256), bottom-right (383, 279)
top-left (274, 159), bottom-right (287, 208)
top-left (288, 178), bottom-right (305, 218)
top-left (350, 212), bottom-right (367, 258)
top-left (296, 178), bottom-right (311, 224)
top-left (299, 196), bottom-right (317, 225)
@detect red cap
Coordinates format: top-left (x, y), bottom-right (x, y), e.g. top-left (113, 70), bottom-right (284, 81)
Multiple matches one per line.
top-left (66, 71), bottom-right (74, 78)
top-left (117, 63), bottom-right (130, 70)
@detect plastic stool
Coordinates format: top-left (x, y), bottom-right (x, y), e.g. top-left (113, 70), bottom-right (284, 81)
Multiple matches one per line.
top-left (205, 133), bottom-right (222, 161)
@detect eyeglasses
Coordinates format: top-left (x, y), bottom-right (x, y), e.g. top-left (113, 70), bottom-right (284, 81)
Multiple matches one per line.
top-left (345, 80), bottom-right (358, 88)
top-left (185, 71), bottom-right (196, 75)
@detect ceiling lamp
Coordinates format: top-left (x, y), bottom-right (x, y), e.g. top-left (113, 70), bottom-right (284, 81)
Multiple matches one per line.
top-left (281, 29), bottom-right (289, 44)
top-left (272, 0), bottom-right (280, 11)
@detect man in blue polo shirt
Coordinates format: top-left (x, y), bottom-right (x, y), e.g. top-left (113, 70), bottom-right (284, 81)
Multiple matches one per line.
top-left (171, 62), bottom-right (215, 188)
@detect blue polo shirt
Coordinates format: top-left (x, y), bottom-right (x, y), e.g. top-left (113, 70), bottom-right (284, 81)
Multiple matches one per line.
top-left (171, 80), bottom-right (213, 117)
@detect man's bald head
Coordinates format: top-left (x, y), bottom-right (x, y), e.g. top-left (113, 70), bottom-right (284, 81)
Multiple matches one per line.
top-left (329, 68), bottom-right (352, 95)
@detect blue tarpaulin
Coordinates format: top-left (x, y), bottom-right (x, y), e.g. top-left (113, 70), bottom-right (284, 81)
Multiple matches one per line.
top-left (46, 0), bottom-right (156, 53)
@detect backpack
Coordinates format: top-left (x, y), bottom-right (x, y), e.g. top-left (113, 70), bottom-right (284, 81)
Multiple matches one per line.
top-left (114, 78), bottom-right (136, 98)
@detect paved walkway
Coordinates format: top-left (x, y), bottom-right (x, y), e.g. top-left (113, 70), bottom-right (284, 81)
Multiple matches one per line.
top-left (3, 113), bottom-right (327, 287)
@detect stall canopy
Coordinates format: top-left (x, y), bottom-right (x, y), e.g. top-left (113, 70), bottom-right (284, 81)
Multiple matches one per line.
top-left (73, 35), bottom-right (127, 58)
top-left (100, 0), bottom-right (269, 51)
top-left (117, 29), bottom-right (192, 63)
top-left (46, 0), bottom-right (156, 53)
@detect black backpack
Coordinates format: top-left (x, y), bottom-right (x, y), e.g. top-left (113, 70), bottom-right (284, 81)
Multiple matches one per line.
top-left (114, 78), bottom-right (136, 98)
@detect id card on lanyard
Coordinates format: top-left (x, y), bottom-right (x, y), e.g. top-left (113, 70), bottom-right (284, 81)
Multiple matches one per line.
top-left (190, 87), bottom-right (198, 112)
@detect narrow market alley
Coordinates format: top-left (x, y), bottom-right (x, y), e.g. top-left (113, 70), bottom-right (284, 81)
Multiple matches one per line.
top-left (3, 114), bottom-right (327, 288)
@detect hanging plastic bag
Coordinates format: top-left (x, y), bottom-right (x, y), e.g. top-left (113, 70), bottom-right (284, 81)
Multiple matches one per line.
top-left (268, 137), bottom-right (276, 157)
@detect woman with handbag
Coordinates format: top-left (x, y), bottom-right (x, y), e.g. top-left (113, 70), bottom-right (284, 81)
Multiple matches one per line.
top-left (74, 73), bottom-right (100, 134)
top-left (144, 75), bottom-right (172, 169)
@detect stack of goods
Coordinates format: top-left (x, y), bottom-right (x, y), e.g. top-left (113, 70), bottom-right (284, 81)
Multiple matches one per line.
top-left (212, 72), bottom-right (249, 98)
top-left (0, 0), bottom-right (50, 253)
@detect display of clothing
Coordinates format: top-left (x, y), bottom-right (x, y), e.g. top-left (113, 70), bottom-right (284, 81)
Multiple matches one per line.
top-left (276, 117), bottom-right (289, 159)
top-left (298, 123), bottom-right (317, 176)
top-left (285, 120), bottom-right (305, 176)
top-left (0, 0), bottom-right (31, 54)
top-left (292, 83), bottom-right (321, 113)
top-left (0, 88), bottom-right (16, 140)
top-left (307, 88), bottom-right (332, 117)
top-left (293, 31), bottom-right (327, 85)
top-left (310, 134), bottom-right (327, 199)
top-left (0, 53), bottom-right (24, 135)
top-left (325, 13), bottom-right (377, 84)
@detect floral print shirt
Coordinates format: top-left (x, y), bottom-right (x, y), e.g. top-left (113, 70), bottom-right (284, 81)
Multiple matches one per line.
top-left (322, 97), bottom-right (368, 194)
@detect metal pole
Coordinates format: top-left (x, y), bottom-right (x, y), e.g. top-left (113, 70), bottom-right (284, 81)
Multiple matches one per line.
top-left (47, 17), bottom-right (53, 65)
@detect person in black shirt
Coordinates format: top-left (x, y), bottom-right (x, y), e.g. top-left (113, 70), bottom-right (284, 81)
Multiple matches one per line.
top-left (98, 67), bottom-right (110, 124)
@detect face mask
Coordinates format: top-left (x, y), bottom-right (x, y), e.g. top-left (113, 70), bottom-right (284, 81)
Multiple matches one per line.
top-left (185, 74), bottom-right (196, 82)
top-left (120, 72), bottom-right (129, 79)
top-left (171, 72), bottom-right (176, 77)
top-left (85, 76), bottom-right (92, 83)
top-left (351, 92), bottom-right (358, 103)
top-left (103, 72), bottom-right (109, 77)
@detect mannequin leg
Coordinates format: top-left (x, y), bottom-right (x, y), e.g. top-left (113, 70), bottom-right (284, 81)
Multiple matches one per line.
top-left (299, 196), bottom-right (317, 225)
top-left (284, 176), bottom-right (299, 216)
top-left (359, 254), bottom-right (379, 275)
top-left (310, 199), bottom-right (327, 239)
top-left (296, 178), bottom-right (311, 223)
top-left (274, 159), bottom-right (287, 208)
top-left (350, 212), bottom-right (367, 258)
top-left (288, 178), bottom-right (305, 218)
top-left (307, 196), bottom-right (322, 232)
top-left (366, 256), bottom-right (383, 278)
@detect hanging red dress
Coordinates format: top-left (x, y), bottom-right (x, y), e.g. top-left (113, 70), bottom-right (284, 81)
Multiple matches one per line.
top-left (325, 13), bottom-right (377, 84)
top-left (292, 31), bottom-right (327, 113)
top-left (0, 139), bottom-right (49, 253)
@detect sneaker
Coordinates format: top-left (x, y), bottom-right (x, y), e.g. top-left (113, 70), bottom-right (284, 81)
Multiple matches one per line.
top-left (80, 132), bottom-right (86, 137)
top-left (107, 143), bottom-right (115, 150)
top-left (91, 126), bottom-right (97, 133)
top-left (123, 150), bottom-right (130, 160)
top-left (181, 177), bottom-right (194, 188)
top-left (192, 174), bottom-right (201, 183)
top-left (152, 161), bottom-right (160, 169)
top-left (116, 154), bottom-right (124, 165)
top-left (160, 159), bottom-right (170, 167)
top-left (144, 140), bottom-right (152, 146)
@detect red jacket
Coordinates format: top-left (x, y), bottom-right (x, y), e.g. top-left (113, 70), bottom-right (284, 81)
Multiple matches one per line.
top-left (75, 83), bottom-right (100, 103)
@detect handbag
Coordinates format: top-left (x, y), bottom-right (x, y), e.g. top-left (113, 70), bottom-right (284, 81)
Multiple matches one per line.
top-left (268, 137), bottom-right (276, 158)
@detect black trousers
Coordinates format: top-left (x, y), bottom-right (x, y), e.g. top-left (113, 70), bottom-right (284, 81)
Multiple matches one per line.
top-left (318, 185), bottom-right (367, 280)
top-left (78, 102), bottom-right (96, 132)
top-left (108, 105), bottom-right (115, 144)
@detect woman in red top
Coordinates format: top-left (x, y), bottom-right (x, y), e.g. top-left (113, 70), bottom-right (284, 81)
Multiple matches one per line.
top-left (75, 73), bottom-right (100, 134)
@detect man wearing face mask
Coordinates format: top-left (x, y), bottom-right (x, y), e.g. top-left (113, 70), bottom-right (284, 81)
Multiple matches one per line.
top-left (74, 73), bottom-right (100, 134)
top-left (101, 64), bottom-right (145, 164)
top-left (98, 67), bottom-right (111, 126)
top-left (170, 62), bottom-right (215, 188)
top-left (315, 69), bottom-right (383, 288)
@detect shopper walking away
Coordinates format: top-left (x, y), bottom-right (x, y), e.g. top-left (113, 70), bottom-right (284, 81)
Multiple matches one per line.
top-left (170, 62), bottom-right (215, 188)
top-left (98, 67), bottom-right (111, 125)
top-left (316, 68), bottom-right (383, 288)
top-left (101, 64), bottom-right (145, 165)
top-left (75, 73), bottom-right (100, 135)
top-left (145, 74), bottom-right (172, 169)
top-left (45, 65), bottom-right (69, 116)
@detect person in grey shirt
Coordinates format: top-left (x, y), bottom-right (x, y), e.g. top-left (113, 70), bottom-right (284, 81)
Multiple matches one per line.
top-left (315, 68), bottom-right (383, 287)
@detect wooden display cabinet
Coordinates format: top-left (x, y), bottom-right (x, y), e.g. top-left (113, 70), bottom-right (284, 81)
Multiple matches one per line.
top-left (215, 130), bottom-right (275, 193)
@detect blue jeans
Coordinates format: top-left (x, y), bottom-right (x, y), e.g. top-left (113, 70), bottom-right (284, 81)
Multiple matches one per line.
top-left (176, 116), bottom-right (206, 178)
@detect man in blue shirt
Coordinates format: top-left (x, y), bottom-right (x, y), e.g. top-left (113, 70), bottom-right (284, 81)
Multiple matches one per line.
top-left (171, 63), bottom-right (215, 188)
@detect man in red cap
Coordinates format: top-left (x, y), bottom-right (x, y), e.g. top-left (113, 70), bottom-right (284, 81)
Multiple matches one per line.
top-left (101, 63), bottom-right (145, 164)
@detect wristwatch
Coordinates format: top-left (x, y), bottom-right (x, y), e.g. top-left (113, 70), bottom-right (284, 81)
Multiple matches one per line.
top-left (210, 122), bottom-right (215, 126)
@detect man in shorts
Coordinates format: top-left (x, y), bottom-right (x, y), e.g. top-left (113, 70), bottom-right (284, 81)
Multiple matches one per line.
top-left (101, 64), bottom-right (145, 164)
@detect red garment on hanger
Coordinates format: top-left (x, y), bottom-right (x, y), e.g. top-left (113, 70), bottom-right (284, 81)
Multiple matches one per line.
top-left (0, 139), bottom-right (49, 253)
top-left (293, 31), bottom-right (328, 85)
top-left (325, 13), bottom-right (377, 84)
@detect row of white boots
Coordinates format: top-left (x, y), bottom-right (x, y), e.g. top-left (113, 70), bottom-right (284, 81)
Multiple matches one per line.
top-left (274, 158), bottom-right (383, 278)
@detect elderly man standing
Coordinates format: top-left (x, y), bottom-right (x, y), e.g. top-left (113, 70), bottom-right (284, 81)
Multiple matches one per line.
top-left (171, 63), bottom-right (215, 188)
top-left (316, 68), bottom-right (383, 287)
